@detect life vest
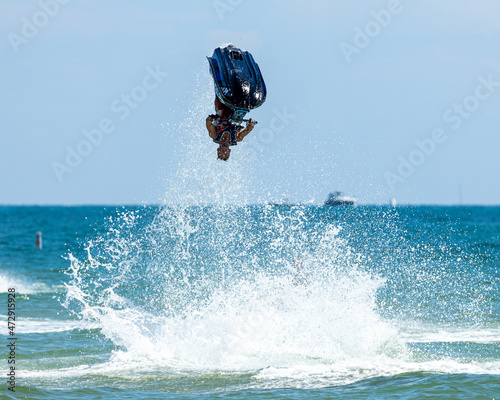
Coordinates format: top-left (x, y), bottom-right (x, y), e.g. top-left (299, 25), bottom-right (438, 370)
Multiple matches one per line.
top-left (213, 122), bottom-right (238, 146)
top-left (214, 96), bottom-right (234, 118)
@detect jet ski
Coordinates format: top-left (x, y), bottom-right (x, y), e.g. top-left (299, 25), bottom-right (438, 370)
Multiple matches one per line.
top-left (207, 44), bottom-right (266, 124)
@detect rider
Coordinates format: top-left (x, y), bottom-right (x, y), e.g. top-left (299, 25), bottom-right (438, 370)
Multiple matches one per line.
top-left (205, 97), bottom-right (256, 161)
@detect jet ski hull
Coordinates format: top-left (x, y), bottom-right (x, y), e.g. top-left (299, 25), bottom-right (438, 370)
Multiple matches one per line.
top-left (207, 44), bottom-right (267, 113)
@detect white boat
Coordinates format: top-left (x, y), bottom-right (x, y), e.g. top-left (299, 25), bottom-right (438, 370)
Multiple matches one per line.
top-left (324, 191), bottom-right (356, 206)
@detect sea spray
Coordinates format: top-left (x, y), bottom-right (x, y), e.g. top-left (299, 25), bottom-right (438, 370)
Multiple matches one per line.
top-left (64, 204), bottom-right (404, 372)
top-left (64, 65), bottom-right (404, 380)
top-left (161, 67), bottom-right (254, 207)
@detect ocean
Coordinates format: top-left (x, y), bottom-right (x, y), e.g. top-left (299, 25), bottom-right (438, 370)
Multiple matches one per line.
top-left (1, 204), bottom-right (499, 399)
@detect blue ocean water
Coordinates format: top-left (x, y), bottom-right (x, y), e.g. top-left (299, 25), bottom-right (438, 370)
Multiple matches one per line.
top-left (1, 204), bottom-right (499, 399)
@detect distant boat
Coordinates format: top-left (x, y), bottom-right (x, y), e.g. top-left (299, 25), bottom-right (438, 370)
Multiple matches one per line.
top-left (324, 191), bottom-right (356, 206)
top-left (390, 198), bottom-right (397, 207)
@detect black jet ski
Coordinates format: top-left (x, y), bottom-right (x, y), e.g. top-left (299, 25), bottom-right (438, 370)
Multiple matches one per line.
top-left (207, 44), bottom-right (266, 124)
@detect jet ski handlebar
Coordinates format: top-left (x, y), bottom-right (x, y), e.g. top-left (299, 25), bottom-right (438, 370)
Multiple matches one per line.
top-left (209, 114), bottom-right (258, 125)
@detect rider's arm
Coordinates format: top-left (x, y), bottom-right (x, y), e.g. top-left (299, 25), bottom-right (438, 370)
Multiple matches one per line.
top-left (236, 120), bottom-right (256, 142)
top-left (206, 117), bottom-right (217, 140)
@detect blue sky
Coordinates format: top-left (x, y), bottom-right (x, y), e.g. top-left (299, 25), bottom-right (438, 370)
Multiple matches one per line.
top-left (2, 0), bottom-right (499, 205)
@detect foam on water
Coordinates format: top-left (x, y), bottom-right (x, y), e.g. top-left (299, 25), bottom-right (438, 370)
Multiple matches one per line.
top-left (14, 318), bottom-right (95, 334)
top-left (402, 328), bottom-right (500, 344)
top-left (0, 271), bottom-right (54, 294)
top-left (109, 268), bottom-right (398, 368)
